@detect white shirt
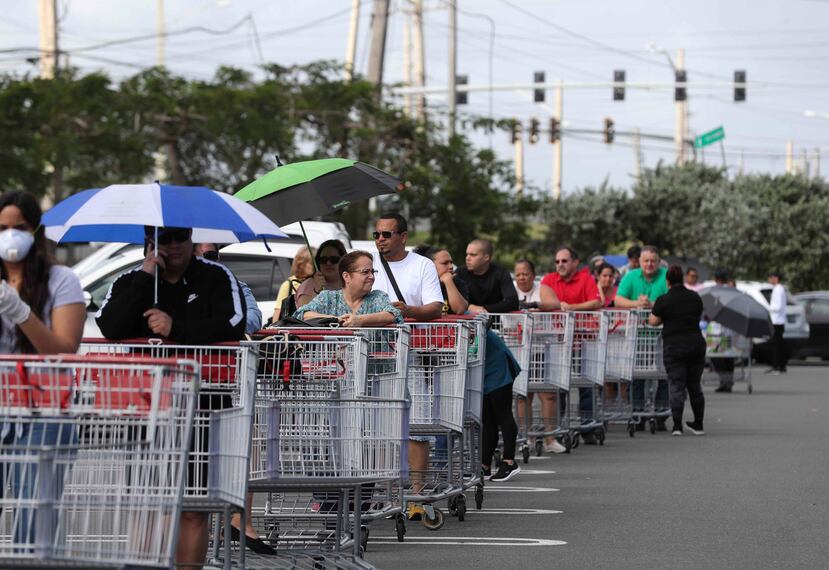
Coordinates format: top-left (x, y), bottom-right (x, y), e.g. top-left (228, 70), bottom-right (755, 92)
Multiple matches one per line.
top-left (372, 251), bottom-right (443, 307)
top-left (769, 283), bottom-right (787, 325)
top-left (514, 281), bottom-right (542, 305)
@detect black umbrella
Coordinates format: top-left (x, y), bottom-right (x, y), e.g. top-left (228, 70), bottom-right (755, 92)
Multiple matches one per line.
top-left (698, 285), bottom-right (773, 338)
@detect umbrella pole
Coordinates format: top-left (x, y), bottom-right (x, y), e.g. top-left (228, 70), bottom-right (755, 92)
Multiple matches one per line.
top-left (154, 226), bottom-right (159, 306)
top-left (299, 221), bottom-right (319, 273)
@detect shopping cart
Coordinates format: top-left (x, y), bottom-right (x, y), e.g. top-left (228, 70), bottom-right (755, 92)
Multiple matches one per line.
top-left (525, 312), bottom-right (575, 453)
top-left (631, 310), bottom-right (670, 434)
top-left (79, 339), bottom-right (258, 568)
top-left (244, 332), bottom-right (408, 562)
top-left (702, 322), bottom-right (754, 394)
top-left (488, 312), bottom-right (533, 463)
top-left (602, 309), bottom-right (639, 436)
top-left (568, 311), bottom-right (609, 447)
top-left (404, 319), bottom-right (470, 531)
top-left (0, 354), bottom-right (199, 568)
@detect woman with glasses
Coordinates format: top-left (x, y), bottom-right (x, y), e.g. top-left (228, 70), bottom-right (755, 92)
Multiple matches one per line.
top-left (295, 239), bottom-right (347, 308)
top-left (293, 251), bottom-right (403, 327)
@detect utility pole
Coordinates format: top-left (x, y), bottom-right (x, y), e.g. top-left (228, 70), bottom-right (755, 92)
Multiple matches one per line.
top-left (815, 148), bottom-right (821, 179)
top-left (412, 0), bottom-right (426, 121)
top-left (447, 0), bottom-right (457, 137)
top-left (515, 124), bottom-right (525, 194)
top-left (38, 0), bottom-right (58, 79)
top-left (403, 14), bottom-right (412, 117)
top-left (157, 0), bottom-right (165, 67)
top-left (366, 0), bottom-right (390, 87)
top-left (552, 82), bottom-right (563, 199)
top-left (633, 128), bottom-right (642, 183)
top-left (786, 140), bottom-right (794, 174)
top-left (675, 48), bottom-right (686, 165)
top-left (344, 0), bottom-right (361, 81)
top-left (801, 148), bottom-right (810, 178)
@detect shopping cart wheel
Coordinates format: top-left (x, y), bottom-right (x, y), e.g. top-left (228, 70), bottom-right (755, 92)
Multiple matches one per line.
top-left (571, 433), bottom-right (580, 449)
top-left (475, 485), bottom-right (484, 510)
top-left (649, 419), bottom-right (657, 434)
top-left (492, 449), bottom-right (502, 468)
top-left (395, 513), bottom-right (406, 542)
top-left (457, 495), bottom-right (467, 522)
top-left (360, 526), bottom-right (369, 553)
top-left (448, 496), bottom-right (458, 516)
top-left (421, 508), bottom-right (445, 530)
top-left (562, 433), bottom-right (572, 453)
top-left (748, 384), bottom-right (753, 394)
top-left (627, 421), bottom-right (636, 438)
top-left (522, 446), bottom-right (531, 464)
top-left (597, 428), bottom-right (606, 446)
top-left (535, 439), bottom-right (543, 457)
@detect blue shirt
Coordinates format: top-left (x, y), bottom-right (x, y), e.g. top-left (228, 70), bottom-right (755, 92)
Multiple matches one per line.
top-left (239, 281), bottom-right (262, 334)
top-left (294, 289), bottom-right (403, 324)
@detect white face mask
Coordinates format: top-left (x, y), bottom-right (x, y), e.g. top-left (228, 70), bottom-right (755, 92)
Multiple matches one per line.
top-left (0, 229), bottom-right (35, 262)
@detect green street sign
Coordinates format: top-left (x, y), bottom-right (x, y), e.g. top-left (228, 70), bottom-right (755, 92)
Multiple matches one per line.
top-left (695, 126), bottom-right (725, 148)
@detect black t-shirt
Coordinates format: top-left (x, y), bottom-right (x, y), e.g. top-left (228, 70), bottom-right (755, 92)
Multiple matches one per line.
top-left (455, 264), bottom-right (518, 313)
top-left (440, 276), bottom-right (470, 314)
top-left (651, 286), bottom-right (704, 342)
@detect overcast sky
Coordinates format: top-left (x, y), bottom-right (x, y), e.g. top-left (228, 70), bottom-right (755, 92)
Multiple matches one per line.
top-left (2, 0), bottom-right (828, 194)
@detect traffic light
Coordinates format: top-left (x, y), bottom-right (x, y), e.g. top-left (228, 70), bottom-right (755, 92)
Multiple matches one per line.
top-left (613, 70), bottom-right (626, 101)
top-left (456, 75), bottom-right (468, 105)
top-left (734, 70), bottom-right (746, 102)
top-left (549, 117), bottom-right (560, 143)
top-left (674, 69), bottom-right (687, 102)
top-left (534, 71), bottom-right (546, 103)
top-left (603, 118), bottom-right (615, 144)
top-left (510, 121), bottom-right (521, 144)
top-left (529, 118), bottom-right (540, 144)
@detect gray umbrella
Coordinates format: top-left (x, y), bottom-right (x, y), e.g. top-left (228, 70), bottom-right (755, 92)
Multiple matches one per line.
top-left (698, 285), bottom-right (774, 338)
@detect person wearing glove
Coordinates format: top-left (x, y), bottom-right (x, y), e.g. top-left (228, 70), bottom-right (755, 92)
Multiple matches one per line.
top-left (0, 191), bottom-right (86, 547)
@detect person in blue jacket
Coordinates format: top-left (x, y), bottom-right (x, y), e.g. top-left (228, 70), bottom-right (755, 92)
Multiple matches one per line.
top-left (482, 329), bottom-right (522, 482)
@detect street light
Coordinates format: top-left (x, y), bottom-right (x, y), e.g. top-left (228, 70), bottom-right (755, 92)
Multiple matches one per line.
top-left (647, 43), bottom-right (676, 71)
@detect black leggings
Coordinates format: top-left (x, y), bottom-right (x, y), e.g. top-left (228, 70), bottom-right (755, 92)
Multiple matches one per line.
top-left (482, 382), bottom-right (517, 465)
top-left (663, 336), bottom-right (706, 426)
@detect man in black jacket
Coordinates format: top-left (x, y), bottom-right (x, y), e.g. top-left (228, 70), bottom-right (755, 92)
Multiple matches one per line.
top-left (96, 226), bottom-right (247, 568)
top-left (456, 239), bottom-right (519, 313)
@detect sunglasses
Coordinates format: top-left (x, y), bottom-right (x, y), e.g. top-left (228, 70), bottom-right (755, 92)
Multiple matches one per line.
top-left (150, 228), bottom-right (191, 245)
top-left (372, 231), bottom-right (401, 240)
top-left (202, 250), bottom-right (219, 261)
top-left (349, 269), bottom-right (378, 276)
top-left (319, 255), bottom-right (341, 265)
top-left (555, 259), bottom-right (572, 264)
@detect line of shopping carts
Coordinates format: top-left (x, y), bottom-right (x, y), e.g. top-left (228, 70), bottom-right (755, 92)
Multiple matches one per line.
top-left (0, 309), bottom-right (677, 568)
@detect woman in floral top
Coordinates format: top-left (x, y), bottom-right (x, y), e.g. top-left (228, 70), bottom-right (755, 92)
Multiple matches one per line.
top-left (294, 250), bottom-right (403, 326)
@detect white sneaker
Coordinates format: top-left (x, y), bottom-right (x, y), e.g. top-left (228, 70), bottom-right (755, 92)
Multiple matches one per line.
top-left (544, 440), bottom-right (567, 454)
top-left (672, 429), bottom-right (683, 436)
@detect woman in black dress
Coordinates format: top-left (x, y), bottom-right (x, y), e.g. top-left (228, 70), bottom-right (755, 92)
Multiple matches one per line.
top-left (648, 265), bottom-right (706, 436)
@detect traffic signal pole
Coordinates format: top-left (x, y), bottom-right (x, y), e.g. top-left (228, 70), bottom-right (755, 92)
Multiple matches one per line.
top-left (447, 0), bottom-right (457, 137)
top-left (553, 82), bottom-right (563, 200)
top-left (675, 49), bottom-right (686, 165)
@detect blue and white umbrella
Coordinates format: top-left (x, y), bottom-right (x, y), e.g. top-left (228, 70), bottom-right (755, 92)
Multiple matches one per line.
top-left (43, 183), bottom-right (288, 244)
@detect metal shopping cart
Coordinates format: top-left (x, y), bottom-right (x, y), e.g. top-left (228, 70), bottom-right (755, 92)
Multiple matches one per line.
top-left (488, 312), bottom-right (533, 463)
top-left (602, 309), bottom-right (639, 436)
top-left (702, 322), bottom-right (754, 394)
top-left (404, 319), bottom-right (470, 531)
top-left (568, 311), bottom-right (609, 447)
top-left (79, 339), bottom-right (258, 568)
top-left (0, 354), bottom-right (199, 568)
top-left (244, 332), bottom-right (408, 564)
top-left (631, 310), bottom-right (670, 434)
top-left (527, 312), bottom-right (575, 453)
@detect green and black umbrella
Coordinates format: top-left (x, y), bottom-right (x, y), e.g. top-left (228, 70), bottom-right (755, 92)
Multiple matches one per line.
top-left (235, 157), bottom-right (403, 226)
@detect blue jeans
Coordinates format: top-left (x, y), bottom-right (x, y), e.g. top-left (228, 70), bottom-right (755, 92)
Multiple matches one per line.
top-left (1, 421), bottom-right (77, 547)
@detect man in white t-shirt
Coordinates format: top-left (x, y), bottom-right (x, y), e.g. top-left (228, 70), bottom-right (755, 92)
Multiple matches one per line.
top-left (372, 213), bottom-right (443, 321)
top-left (768, 271), bottom-right (788, 374)
top-left (372, 213), bottom-right (442, 520)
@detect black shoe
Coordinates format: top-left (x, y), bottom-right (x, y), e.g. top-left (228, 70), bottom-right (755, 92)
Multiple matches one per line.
top-left (230, 526), bottom-right (277, 555)
top-left (685, 421), bottom-right (705, 436)
top-left (490, 461), bottom-right (521, 482)
top-left (715, 386), bottom-right (732, 393)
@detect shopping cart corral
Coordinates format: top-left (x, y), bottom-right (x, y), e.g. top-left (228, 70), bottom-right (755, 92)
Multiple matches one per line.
top-left (0, 354), bottom-right (199, 568)
top-left (79, 339), bottom-right (258, 569)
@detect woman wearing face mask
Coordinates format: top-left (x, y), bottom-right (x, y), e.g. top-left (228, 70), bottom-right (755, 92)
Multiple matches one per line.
top-left (0, 191), bottom-right (86, 546)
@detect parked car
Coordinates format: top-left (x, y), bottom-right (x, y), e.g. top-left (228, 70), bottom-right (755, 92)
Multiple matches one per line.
top-left (793, 291), bottom-right (829, 360)
top-left (72, 221), bottom-right (351, 282)
top-left (79, 241), bottom-right (305, 338)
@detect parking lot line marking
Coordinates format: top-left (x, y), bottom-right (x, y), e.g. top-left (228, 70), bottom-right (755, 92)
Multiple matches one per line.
top-left (483, 485), bottom-right (560, 492)
top-left (470, 507), bottom-right (563, 514)
top-left (370, 536), bottom-right (567, 546)
top-left (519, 469), bottom-right (557, 474)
